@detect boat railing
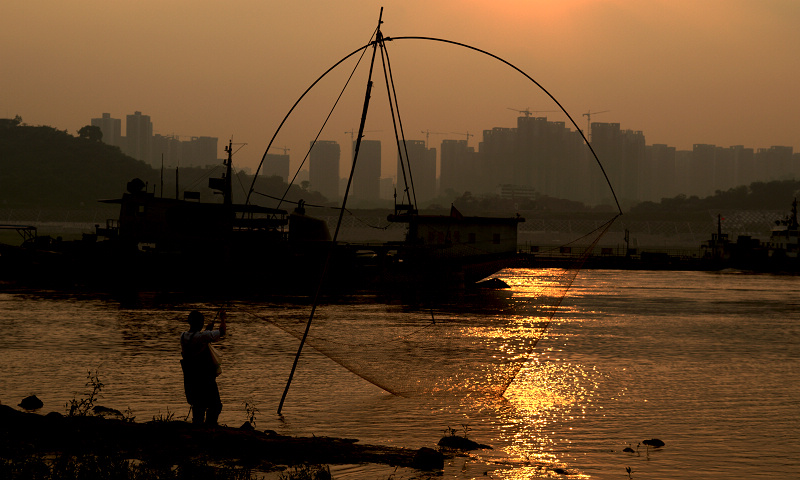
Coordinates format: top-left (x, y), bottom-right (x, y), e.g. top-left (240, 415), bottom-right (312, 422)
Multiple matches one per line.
top-left (520, 243), bottom-right (702, 260)
top-left (0, 224), bottom-right (38, 243)
top-left (95, 219), bottom-right (119, 237)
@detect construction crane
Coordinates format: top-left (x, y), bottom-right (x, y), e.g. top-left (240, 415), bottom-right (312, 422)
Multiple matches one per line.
top-left (420, 130), bottom-right (447, 148)
top-left (450, 131), bottom-right (474, 146)
top-left (582, 110), bottom-right (610, 141)
top-left (162, 133), bottom-right (197, 140)
top-left (269, 146), bottom-right (290, 155)
top-left (345, 129), bottom-right (380, 159)
top-left (345, 129), bottom-right (381, 143)
top-left (507, 107), bottom-right (556, 117)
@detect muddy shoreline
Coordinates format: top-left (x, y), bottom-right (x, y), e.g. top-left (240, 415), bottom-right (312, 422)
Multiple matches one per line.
top-left (0, 405), bottom-right (448, 472)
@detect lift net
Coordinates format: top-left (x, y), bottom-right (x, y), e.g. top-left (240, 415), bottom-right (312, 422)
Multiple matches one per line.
top-left (243, 26), bottom-right (622, 401)
top-left (250, 217), bottom-right (615, 400)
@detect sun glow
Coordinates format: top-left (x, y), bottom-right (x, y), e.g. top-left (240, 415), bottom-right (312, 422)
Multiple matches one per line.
top-left (457, 0), bottom-right (614, 30)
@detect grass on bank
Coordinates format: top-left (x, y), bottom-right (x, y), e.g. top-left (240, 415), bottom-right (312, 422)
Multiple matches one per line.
top-left (3, 371), bottom-right (337, 480)
top-left (1, 452), bottom-right (336, 480)
top-left (0, 453), bottom-right (262, 480)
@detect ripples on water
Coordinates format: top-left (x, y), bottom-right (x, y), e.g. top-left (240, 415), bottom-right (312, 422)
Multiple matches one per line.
top-left (2, 269), bottom-right (799, 479)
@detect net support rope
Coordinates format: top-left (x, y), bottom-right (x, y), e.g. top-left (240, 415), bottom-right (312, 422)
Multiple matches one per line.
top-left (241, 13), bottom-right (623, 410)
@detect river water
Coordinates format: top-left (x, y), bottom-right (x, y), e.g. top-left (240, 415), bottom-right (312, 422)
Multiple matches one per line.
top-left (2, 269), bottom-right (798, 479)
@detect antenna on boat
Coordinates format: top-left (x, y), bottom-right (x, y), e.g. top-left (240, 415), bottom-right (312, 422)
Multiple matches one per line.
top-left (175, 159), bottom-right (179, 200)
top-left (160, 153), bottom-right (164, 198)
top-left (224, 139), bottom-right (233, 211)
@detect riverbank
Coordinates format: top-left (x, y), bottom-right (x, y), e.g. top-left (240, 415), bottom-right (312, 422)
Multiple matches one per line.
top-left (0, 405), bottom-right (448, 478)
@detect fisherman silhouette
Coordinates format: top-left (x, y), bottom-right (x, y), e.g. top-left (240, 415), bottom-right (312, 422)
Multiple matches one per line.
top-left (180, 309), bottom-right (226, 425)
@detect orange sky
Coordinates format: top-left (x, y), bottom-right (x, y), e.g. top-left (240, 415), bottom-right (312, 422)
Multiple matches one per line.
top-left (2, 0), bottom-right (798, 179)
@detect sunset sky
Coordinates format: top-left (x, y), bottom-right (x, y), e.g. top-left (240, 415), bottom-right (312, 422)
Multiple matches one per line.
top-left (2, 0), bottom-right (798, 179)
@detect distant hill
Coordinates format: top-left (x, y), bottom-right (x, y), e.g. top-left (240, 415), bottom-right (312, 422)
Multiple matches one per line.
top-left (3, 120), bottom-right (797, 219)
top-left (0, 123), bottom-right (155, 208)
top-left (628, 181), bottom-right (800, 218)
top-left (452, 180), bottom-right (800, 222)
top-left (0, 121), bottom-right (326, 211)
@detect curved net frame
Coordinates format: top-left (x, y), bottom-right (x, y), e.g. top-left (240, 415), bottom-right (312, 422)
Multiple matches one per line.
top-left (244, 14), bottom-right (622, 408)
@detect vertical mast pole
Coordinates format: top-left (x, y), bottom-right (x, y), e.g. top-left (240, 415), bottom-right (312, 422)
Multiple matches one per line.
top-left (277, 7), bottom-right (384, 415)
top-left (224, 139), bottom-right (233, 211)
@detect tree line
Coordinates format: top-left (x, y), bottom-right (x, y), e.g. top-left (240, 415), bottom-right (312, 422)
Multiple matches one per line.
top-left (2, 118), bottom-right (798, 218)
top-left (0, 119), bottom-right (324, 211)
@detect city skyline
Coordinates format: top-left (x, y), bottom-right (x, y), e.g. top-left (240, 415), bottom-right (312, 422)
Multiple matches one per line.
top-left (84, 109), bottom-right (800, 208)
top-left (3, 1), bottom-right (798, 185)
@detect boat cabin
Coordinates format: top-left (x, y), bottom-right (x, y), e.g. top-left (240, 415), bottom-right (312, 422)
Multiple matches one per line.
top-left (388, 211), bottom-right (524, 258)
top-left (100, 179), bottom-right (288, 252)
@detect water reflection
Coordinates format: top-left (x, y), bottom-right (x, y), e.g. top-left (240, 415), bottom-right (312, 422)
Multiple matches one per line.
top-left (4, 267), bottom-right (591, 477)
top-left (6, 269), bottom-right (796, 478)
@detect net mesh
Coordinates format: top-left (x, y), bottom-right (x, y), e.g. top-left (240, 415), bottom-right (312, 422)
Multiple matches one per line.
top-left (241, 29), bottom-right (623, 403)
top-left (248, 216), bottom-right (616, 400)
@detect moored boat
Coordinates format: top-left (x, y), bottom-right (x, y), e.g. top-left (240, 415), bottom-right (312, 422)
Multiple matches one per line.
top-left (766, 198), bottom-right (800, 263)
top-left (0, 146), bottom-right (524, 293)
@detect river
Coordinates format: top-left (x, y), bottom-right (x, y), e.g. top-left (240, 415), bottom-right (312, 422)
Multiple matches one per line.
top-left (2, 269), bottom-right (798, 479)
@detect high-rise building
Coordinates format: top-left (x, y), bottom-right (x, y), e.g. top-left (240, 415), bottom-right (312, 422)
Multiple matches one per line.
top-left (181, 136), bottom-right (218, 167)
top-left (379, 177), bottom-right (395, 200)
top-left (91, 111), bottom-right (219, 169)
top-left (515, 116), bottom-right (587, 201)
top-left (644, 144), bottom-right (676, 201)
top-left (588, 123), bottom-right (623, 204)
top-left (621, 129), bottom-right (645, 202)
top-left (589, 123), bottom-right (645, 204)
top-left (309, 140), bottom-right (340, 201)
top-left (90, 113), bottom-right (121, 147)
top-left (515, 117), bottom-right (549, 195)
top-left (150, 135), bottom-right (219, 168)
top-left (440, 139), bottom-right (479, 196)
top-left (125, 111), bottom-right (153, 163)
top-left (713, 146), bottom-right (735, 192)
top-left (757, 146), bottom-right (794, 181)
top-left (478, 127), bottom-right (516, 189)
top-left (152, 134), bottom-right (181, 167)
top-left (731, 145), bottom-right (755, 186)
top-left (397, 140), bottom-right (436, 205)
top-left (691, 144), bottom-right (716, 197)
top-left (263, 153), bottom-right (290, 183)
top-left (673, 150), bottom-right (694, 195)
top-left (351, 139), bottom-right (381, 202)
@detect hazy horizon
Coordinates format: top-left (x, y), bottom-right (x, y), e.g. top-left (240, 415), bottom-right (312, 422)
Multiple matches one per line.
top-left (3, 1), bottom-right (798, 179)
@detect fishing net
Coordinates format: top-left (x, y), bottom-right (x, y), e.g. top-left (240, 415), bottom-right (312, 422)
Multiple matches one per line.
top-left (243, 19), bottom-right (622, 404)
top-left (246, 215), bottom-right (615, 401)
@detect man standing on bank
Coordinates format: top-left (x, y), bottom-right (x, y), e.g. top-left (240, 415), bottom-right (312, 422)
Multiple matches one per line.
top-left (180, 309), bottom-right (226, 425)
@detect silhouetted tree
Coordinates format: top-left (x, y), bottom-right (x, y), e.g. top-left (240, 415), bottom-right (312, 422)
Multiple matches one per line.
top-left (0, 115), bottom-right (22, 129)
top-left (628, 180), bottom-right (800, 216)
top-left (0, 124), bottom-right (154, 208)
top-left (78, 125), bottom-right (103, 142)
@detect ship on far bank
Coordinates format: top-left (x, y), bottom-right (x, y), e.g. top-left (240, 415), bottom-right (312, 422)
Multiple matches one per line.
top-left (511, 199), bottom-right (800, 273)
top-left (0, 141), bottom-right (524, 295)
top-left (700, 198), bottom-right (800, 272)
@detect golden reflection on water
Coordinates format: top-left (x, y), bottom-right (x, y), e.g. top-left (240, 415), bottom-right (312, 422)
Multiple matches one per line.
top-left (467, 358), bottom-right (600, 479)
top-left (454, 268), bottom-right (600, 478)
top-left (6, 271), bottom-right (796, 478)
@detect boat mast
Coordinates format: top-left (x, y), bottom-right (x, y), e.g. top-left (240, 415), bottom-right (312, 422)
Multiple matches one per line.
top-left (160, 153), bottom-right (164, 198)
top-left (224, 139), bottom-right (233, 211)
